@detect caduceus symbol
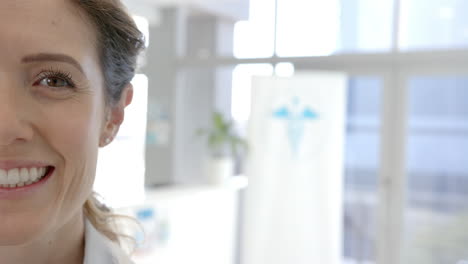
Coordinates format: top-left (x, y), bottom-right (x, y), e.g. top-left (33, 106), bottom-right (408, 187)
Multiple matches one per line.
top-left (273, 97), bottom-right (319, 155)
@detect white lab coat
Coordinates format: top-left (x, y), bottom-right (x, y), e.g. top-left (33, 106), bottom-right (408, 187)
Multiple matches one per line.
top-left (83, 219), bottom-right (134, 264)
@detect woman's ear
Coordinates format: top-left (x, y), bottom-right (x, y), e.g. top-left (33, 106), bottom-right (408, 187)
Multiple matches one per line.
top-left (99, 84), bottom-right (133, 147)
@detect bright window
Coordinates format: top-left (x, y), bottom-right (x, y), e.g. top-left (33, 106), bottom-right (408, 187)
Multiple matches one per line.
top-left (399, 0), bottom-right (468, 50)
top-left (402, 76), bottom-right (468, 264)
top-left (95, 74), bottom-right (148, 208)
top-left (231, 64), bottom-right (274, 123)
top-left (233, 0), bottom-right (276, 58)
top-left (94, 15), bottom-right (150, 208)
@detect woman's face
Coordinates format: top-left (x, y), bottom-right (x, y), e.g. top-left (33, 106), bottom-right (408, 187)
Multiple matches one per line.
top-left (0, 0), bottom-right (119, 245)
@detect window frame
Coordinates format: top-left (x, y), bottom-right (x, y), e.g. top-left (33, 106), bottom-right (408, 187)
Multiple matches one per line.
top-left (175, 0), bottom-right (468, 262)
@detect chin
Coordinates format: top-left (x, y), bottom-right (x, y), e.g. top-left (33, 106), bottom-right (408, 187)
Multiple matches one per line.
top-left (0, 214), bottom-right (53, 246)
top-left (0, 227), bottom-right (44, 246)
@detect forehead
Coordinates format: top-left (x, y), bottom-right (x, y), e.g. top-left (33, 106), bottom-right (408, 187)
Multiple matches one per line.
top-left (0, 0), bottom-right (98, 67)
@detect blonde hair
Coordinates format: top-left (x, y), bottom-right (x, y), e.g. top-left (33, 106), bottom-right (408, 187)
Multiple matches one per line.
top-left (83, 193), bottom-right (120, 242)
top-left (83, 192), bottom-right (140, 252)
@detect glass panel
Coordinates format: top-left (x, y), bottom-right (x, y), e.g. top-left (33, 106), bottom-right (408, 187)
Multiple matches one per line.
top-left (343, 77), bottom-right (382, 263)
top-left (233, 0), bottom-right (276, 58)
top-left (95, 74), bottom-right (148, 208)
top-left (231, 64), bottom-right (274, 123)
top-left (402, 76), bottom-right (468, 264)
top-left (399, 0), bottom-right (468, 50)
top-left (274, 62), bottom-right (295, 77)
top-left (276, 0), bottom-right (394, 57)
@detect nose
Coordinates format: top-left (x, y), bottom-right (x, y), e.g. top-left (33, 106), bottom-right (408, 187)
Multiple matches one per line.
top-left (0, 91), bottom-right (34, 146)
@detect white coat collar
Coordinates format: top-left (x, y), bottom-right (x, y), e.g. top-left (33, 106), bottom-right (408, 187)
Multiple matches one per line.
top-left (83, 219), bottom-right (134, 264)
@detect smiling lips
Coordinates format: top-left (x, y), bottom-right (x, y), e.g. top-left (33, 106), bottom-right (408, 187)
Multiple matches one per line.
top-left (0, 167), bottom-right (50, 188)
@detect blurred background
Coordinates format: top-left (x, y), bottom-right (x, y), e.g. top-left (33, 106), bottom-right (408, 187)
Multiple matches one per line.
top-left (93, 0), bottom-right (468, 263)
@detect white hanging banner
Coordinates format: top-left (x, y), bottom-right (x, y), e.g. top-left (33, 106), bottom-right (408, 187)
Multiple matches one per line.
top-left (243, 72), bottom-right (347, 264)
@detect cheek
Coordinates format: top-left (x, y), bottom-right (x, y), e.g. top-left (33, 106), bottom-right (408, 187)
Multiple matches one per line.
top-left (46, 100), bottom-right (103, 156)
top-left (39, 99), bottom-right (105, 206)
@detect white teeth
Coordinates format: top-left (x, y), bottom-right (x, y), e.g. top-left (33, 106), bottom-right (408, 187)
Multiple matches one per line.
top-left (39, 168), bottom-right (45, 178)
top-left (7, 169), bottom-right (19, 185)
top-left (29, 168), bottom-right (39, 181)
top-left (20, 168), bottom-right (29, 182)
top-left (30, 168), bottom-right (38, 181)
top-left (0, 167), bottom-right (49, 188)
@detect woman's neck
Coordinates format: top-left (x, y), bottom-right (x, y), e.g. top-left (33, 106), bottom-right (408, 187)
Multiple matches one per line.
top-left (0, 211), bottom-right (85, 264)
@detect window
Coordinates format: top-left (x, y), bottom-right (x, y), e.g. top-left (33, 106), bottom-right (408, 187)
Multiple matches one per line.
top-left (399, 0), bottom-right (468, 50)
top-left (95, 74), bottom-right (148, 208)
top-left (402, 76), bottom-right (468, 264)
top-left (344, 77), bottom-right (382, 262)
top-left (233, 0), bottom-right (275, 58)
top-left (190, 0), bottom-right (468, 263)
top-left (231, 64), bottom-right (274, 124)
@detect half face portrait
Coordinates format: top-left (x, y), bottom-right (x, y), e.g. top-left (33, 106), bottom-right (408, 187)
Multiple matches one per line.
top-left (0, 0), bottom-right (132, 246)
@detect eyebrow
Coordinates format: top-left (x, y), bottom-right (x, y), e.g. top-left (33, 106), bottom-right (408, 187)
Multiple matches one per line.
top-left (21, 53), bottom-right (84, 74)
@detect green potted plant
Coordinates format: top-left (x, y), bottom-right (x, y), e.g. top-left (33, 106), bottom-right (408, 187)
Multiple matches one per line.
top-left (197, 111), bottom-right (248, 184)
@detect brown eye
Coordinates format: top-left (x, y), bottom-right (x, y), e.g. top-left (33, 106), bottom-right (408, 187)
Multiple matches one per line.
top-left (39, 77), bottom-right (71, 88)
top-left (33, 69), bottom-right (76, 91)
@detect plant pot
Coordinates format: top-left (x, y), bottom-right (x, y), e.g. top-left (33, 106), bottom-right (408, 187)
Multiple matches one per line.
top-left (205, 157), bottom-right (234, 184)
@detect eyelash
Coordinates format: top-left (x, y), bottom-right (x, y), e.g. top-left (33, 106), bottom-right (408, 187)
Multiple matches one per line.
top-left (35, 68), bottom-right (76, 89)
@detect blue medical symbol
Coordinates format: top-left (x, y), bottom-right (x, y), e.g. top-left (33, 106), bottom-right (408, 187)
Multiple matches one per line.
top-left (273, 97), bottom-right (319, 155)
